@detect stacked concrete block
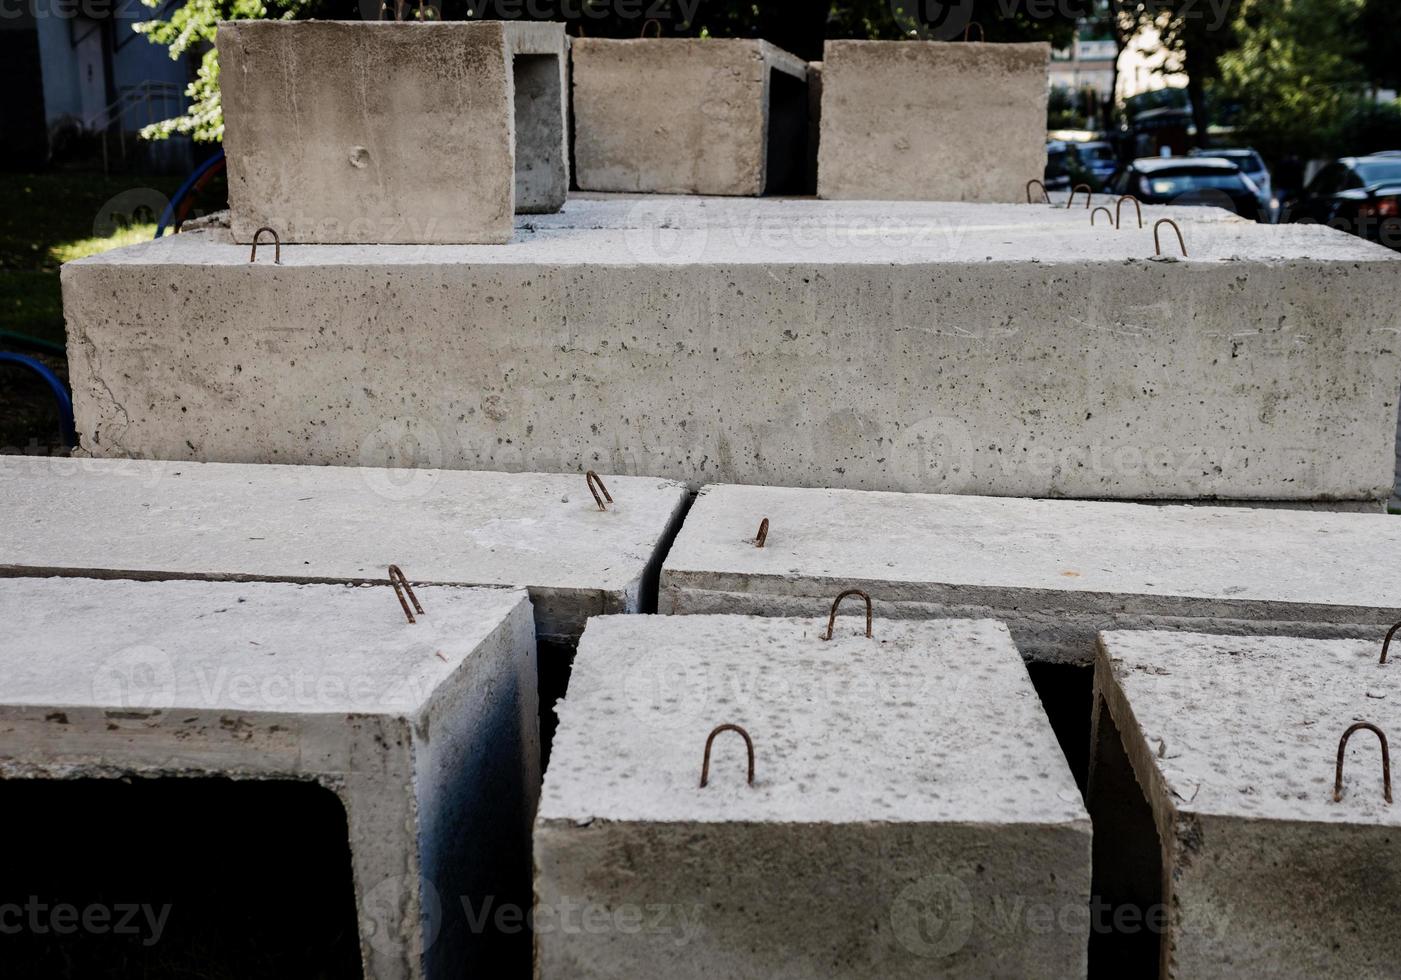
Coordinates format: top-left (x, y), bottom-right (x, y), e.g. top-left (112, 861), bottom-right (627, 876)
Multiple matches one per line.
top-left (572, 39), bottom-right (811, 195)
top-left (817, 40), bottom-right (1050, 203)
top-left (219, 21), bottom-right (568, 244)
top-left (535, 614), bottom-right (1091, 978)
top-left (0, 456), bottom-right (687, 646)
top-left (0, 577), bottom-right (537, 979)
top-left (1092, 629), bottom-right (1401, 978)
top-left (61, 197), bottom-right (1401, 506)
top-left (661, 484), bottom-right (1401, 664)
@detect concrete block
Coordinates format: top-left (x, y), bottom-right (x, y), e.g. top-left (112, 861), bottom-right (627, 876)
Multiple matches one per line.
top-left (0, 456), bottom-right (688, 646)
top-left (61, 196), bottom-right (1401, 504)
top-left (571, 39), bottom-right (810, 195)
top-left (535, 614), bottom-right (1090, 978)
top-left (817, 40), bottom-right (1050, 203)
top-left (1092, 630), bottom-right (1401, 978)
top-left (661, 484), bottom-right (1401, 664)
top-left (0, 577), bottom-right (538, 979)
top-left (219, 21), bottom-right (568, 244)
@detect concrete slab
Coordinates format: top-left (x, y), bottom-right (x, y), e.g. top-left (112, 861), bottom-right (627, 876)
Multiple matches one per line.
top-left (571, 39), bottom-right (810, 196)
top-left (817, 40), bottom-right (1050, 203)
top-left (0, 456), bottom-right (687, 645)
top-left (61, 195), bottom-right (1401, 504)
top-left (535, 614), bottom-right (1090, 978)
top-left (661, 484), bottom-right (1401, 664)
top-left (1092, 630), bottom-right (1401, 978)
top-left (219, 21), bottom-right (568, 244)
top-left (0, 577), bottom-right (538, 980)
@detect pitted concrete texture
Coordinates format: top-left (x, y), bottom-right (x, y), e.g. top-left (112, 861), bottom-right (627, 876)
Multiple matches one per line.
top-left (817, 40), bottom-right (1049, 203)
top-left (0, 577), bottom-right (538, 980)
top-left (660, 484), bottom-right (1401, 664)
top-left (572, 39), bottom-right (809, 195)
top-left (1093, 630), bottom-right (1401, 978)
top-left (535, 615), bottom-right (1090, 978)
top-left (0, 456), bottom-right (687, 644)
top-left (62, 196), bottom-right (1401, 503)
top-left (219, 21), bottom-right (567, 244)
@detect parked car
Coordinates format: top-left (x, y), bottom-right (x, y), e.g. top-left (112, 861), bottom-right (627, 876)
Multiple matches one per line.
top-left (1071, 141), bottom-right (1119, 188)
top-left (1284, 154), bottom-right (1401, 249)
top-left (1044, 140), bottom-right (1072, 191)
top-left (1108, 157), bottom-right (1265, 221)
top-left (1191, 147), bottom-right (1273, 216)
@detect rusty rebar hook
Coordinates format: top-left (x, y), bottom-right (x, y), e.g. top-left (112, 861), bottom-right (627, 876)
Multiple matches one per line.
top-left (1334, 722), bottom-right (1392, 803)
top-left (1025, 179), bottom-right (1051, 205)
top-left (249, 227), bottom-right (281, 265)
top-left (700, 723), bottom-right (755, 788)
top-left (820, 588), bottom-right (873, 641)
top-left (1067, 184), bottom-right (1092, 209)
top-left (641, 18), bottom-right (662, 38)
top-left (387, 564), bottom-right (424, 625)
top-left (962, 21), bottom-right (984, 42)
top-left (754, 518), bottom-right (769, 548)
top-left (585, 471), bottom-right (612, 511)
top-left (1116, 194), bottom-right (1143, 229)
top-left (1153, 218), bottom-right (1187, 257)
top-left (1091, 206), bottom-right (1114, 228)
top-left (1380, 622), bottom-right (1401, 664)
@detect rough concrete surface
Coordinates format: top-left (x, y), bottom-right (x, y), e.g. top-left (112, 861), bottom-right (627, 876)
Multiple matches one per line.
top-left (62, 196), bottom-right (1401, 503)
top-left (661, 484), bottom-right (1401, 663)
top-left (572, 39), bottom-right (809, 195)
top-left (817, 40), bottom-right (1050, 202)
top-left (1093, 630), bottom-right (1401, 978)
top-left (0, 456), bottom-right (687, 645)
top-left (535, 615), bottom-right (1090, 978)
top-left (219, 21), bottom-right (567, 244)
top-left (0, 577), bottom-right (538, 980)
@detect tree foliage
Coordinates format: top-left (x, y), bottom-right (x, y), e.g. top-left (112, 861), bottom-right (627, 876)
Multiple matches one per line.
top-left (1217, 0), bottom-right (1368, 159)
top-left (135, 0), bottom-right (313, 141)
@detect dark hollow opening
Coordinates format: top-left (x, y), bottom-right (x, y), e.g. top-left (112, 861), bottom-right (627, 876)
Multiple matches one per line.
top-left (0, 776), bottom-right (364, 979)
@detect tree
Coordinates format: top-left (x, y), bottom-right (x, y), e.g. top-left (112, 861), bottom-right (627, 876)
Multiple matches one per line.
top-left (1117, 0), bottom-right (1240, 148)
top-left (1217, 0), bottom-right (1367, 160)
top-left (136, 0), bottom-right (318, 142)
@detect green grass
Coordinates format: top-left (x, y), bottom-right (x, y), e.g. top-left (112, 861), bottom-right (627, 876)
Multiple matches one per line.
top-left (0, 171), bottom-right (205, 342)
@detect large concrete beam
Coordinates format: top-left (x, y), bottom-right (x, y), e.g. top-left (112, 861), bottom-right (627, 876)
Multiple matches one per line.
top-left (817, 40), bottom-right (1050, 202)
top-left (219, 21), bottom-right (568, 244)
top-left (661, 484), bottom-right (1401, 664)
top-left (61, 196), bottom-right (1401, 505)
top-left (0, 577), bottom-right (537, 979)
top-left (535, 614), bottom-right (1090, 977)
top-left (0, 457), bottom-right (688, 646)
top-left (1091, 629), bottom-right (1401, 978)
top-left (572, 39), bottom-right (810, 196)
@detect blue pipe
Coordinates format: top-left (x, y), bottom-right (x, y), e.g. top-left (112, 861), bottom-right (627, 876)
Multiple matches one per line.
top-left (0, 352), bottom-right (77, 448)
top-left (155, 148), bottom-right (226, 238)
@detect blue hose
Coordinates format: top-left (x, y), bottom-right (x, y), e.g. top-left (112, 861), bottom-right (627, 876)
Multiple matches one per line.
top-left (0, 352), bottom-right (77, 448)
top-left (155, 148), bottom-right (226, 238)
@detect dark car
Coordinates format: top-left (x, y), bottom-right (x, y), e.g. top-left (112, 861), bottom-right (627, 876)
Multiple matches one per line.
top-left (1108, 157), bottom-right (1265, 221)
top-left (1284, 154), bottom-right (1401, 249)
